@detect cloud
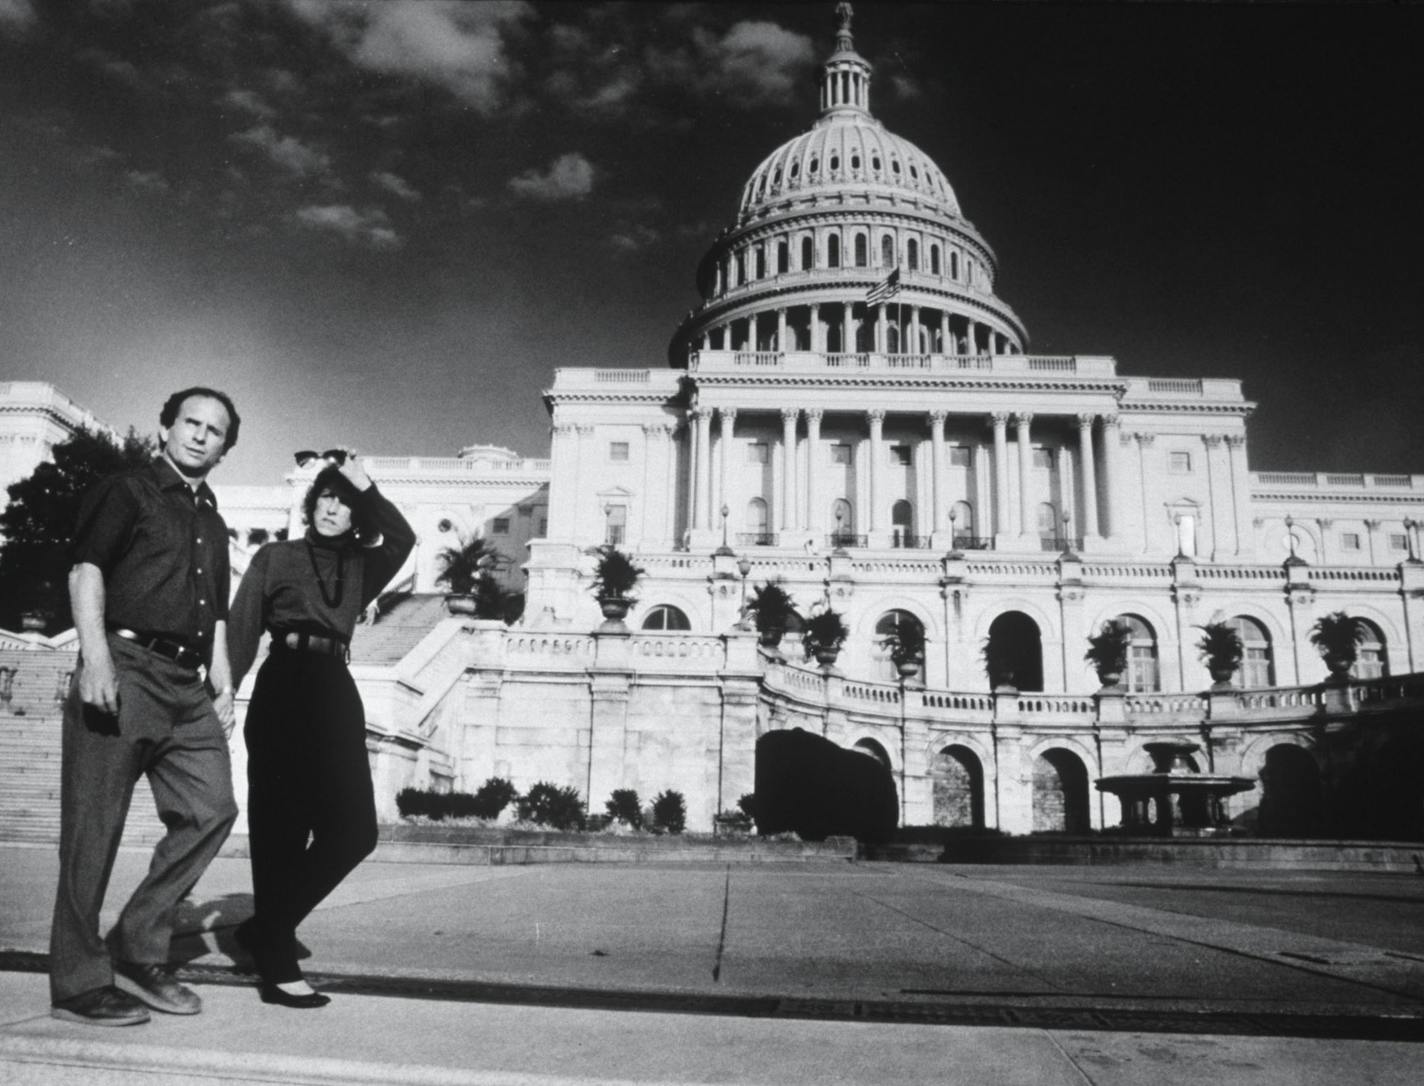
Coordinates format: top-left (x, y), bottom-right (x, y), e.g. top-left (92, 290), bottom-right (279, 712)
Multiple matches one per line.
top-left (370, 170), bottom-right (420, 202)
top-left (645, 19), bottom-right (816, 109)
top-left (507, 153), bottom-right (595, 202)
top-left (221, 88), bottom-right (276, 119)
top-left (0, 0), bottom-right (36, 34)
top-left (289, 0), bottom-right (533, 115)
top-left (609, 224), bottom-right (661, 253)
top-left (231, 124), bottom-right (331, 178)
top-left (294, 203), bottom-right (401, 249)
top-left (125, 169), bottom-right (170, 194)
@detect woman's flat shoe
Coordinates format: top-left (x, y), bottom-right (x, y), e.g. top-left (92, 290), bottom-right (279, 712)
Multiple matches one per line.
top-left (259, 983), bottom-right (330, 1009)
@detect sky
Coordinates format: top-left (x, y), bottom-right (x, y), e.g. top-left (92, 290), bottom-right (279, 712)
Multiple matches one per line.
top-left (2, 0), bottom-right (1422, 487)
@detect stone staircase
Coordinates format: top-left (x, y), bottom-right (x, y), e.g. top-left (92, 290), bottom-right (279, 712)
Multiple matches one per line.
top-left (0, 650), bottom-right (164, 844)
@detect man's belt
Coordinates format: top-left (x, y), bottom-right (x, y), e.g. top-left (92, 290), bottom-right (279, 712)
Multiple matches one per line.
top-left (276, 630), bottom-right (349, 660)
top-left (111, 628), bottom-right (204, 670)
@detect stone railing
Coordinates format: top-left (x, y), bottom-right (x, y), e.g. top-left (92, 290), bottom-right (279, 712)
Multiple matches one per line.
top-left (688, 350), bottom-right (1119, 380)
top-left (1252, 471), bottom-right (1424, 493)
top-left (503, 631), bottom-right (596, 666)
top-left (362, 455), bottom-right (551, 476)
top-left (626, 633), bottom-right (725, 668)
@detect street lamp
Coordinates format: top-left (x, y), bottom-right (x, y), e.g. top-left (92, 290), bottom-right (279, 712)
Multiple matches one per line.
top-left (716, 502), bottom-right (733, 555)
top-left (1406, 518), bottom-right (1419, 562)
top-left (736, 555), bottom-right (753, 629)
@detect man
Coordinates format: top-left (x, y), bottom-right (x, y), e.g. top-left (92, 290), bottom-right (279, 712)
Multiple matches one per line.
top-left (49, 387), bottom-right (242, 1026)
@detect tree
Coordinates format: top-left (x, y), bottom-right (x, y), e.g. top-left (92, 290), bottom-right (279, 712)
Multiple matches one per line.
top-left (0, 427), bottom-right (155, 634)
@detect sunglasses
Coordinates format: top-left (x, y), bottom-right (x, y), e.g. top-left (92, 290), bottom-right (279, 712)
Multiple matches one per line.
top-left (294, 449), bottom-right (348, 467)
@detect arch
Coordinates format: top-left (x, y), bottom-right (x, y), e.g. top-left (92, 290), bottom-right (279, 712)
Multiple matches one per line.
top-left (907, 238), bottom-right (919, 272)
top-left (745, 497), bottom-right (768, 536)
top-left (1257, 744), bottom-right (1322, 837)
top-left (641, 604), bottom-right (691, 631)
top-left (950, 250), bottom-right (960, 279)
top-left (874, 608), bottom-right (925, 680)
top-left (930, 244), bottom-right (941, 275)
top-left (827, 233), bottom-right (841, 268)
top-left (1230, 615), bottom-right (1274, 688)
top-left (951, 500), bottom-right (974, 545)
top-left (891, 499), bottom-right (914, 547)
top-left (880, 234), bottom-right (894, 267)
top-left (1119, 613), bottom-right (1161, 693)
top-left (1032, 748), bottom-right (1091, 833)
top-left (1036, 501), bottom-right (1059, 543)
top-left (854, 737), bottom-right (892, 771)
top-left (1354, 618), bottom-right (1388, 679)
top-left (932, 744), bottom-right (985, 828)
top-left (986, 611), bottom-right (1043, 692)
top-left (831, 497), bottom-right (854, 539)
top-left (854, 233), bottom-right (868, 267)
top-left (800, 235), bottom-right (814, 271)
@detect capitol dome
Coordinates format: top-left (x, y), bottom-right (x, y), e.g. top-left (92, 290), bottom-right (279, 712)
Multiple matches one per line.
top-left (668, 5), bottom-right (1026, 367)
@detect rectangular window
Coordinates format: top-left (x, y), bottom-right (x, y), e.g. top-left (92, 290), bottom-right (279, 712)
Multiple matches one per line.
top-left (492, 517), bottom-right (510, 535)
top-left (1168, 451), bottom-right (1192, 473)
top-left (609, 441), bottom-right (629, 462)
top-left (746, 441), bottom-right (769, 464)
top-left (604, 504), bottom-right (627, 545)
top-left (948, 446), bottom-right (971, 467)
top-left (1340, 532), bottom-right (1361, 551)
top-left (889, 444), bottom-right (911, 466)
top-left (830, 443), bottom-right (852, 465)
top-left (537, 517), bottom-right (548, 537)
top-left (1389, 533), bottom-right (1408, 551)
top-left (1032, 448), bottom-right (1053, 468)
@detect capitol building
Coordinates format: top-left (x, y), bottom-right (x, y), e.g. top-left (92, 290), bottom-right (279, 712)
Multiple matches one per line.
top-left (4, 9), bottom-right (1423, 841)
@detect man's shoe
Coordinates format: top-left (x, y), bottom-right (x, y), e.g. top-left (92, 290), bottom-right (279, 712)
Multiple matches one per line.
top-left (113, 961), bottom-right (202, 1015)
top-left (51, 985), bottom-right (150, 1026)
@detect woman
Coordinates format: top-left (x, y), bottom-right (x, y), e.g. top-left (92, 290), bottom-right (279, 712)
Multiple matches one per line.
top-left (227, 451), bottom-right (414, 1007)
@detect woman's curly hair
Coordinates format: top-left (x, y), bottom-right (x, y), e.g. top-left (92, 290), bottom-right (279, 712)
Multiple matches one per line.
top-left (302, 465), bottom-right (377, 542)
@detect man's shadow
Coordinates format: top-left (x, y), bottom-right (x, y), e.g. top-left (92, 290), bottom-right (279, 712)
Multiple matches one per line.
top-left (168, 892), bottom-right (309, 967)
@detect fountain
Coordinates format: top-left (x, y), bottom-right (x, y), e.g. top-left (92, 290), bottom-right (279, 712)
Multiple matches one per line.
top-left (1095, 740), bottom-right (1255, 837)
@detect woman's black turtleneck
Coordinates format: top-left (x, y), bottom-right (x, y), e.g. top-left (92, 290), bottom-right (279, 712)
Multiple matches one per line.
top-left (228, 483), bottom-right (414, 687)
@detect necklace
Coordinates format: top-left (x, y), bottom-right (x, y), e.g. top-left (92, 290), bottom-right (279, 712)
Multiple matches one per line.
top-left (305, 541), bottom-right (345, 608)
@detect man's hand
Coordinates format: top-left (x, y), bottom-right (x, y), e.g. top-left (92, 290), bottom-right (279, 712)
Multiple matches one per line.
top-left (335, 450), bottom-right (372, 491)
top-left (78, 651), bottom-right (120, 715)
top-left (212, 687), bottom-right (235, 737)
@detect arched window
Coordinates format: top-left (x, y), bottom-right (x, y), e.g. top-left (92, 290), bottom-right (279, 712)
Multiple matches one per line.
top-left (854, 233), bottom-right (868, 267)
top-left (801, 235), bottom-right (813, 270)
top-left (850, 152), bottom-right (861, 171)
top-left (907, 238), bottom-right (919, 271)
top-left (951, 501), bottom-right (974, 546)
top-left (827, 234), bottom-right (841, 268)
top-left (891, 499), bottom-right (914, 547)
top-left (1355, 619), bottom-right (1388, 679)
top-left (831, 498), bottom-right (854, 544)
top-left (875, 609), bottom-right (925, 680)
top-left (809, 155), bottom-right (819, 175)
top-left (829, 152), bottom-right (840, 172)
top-left (1229, 616), bottom-right (1274, 688)
top-left (1119, 614), bottom-right (1160, 692)
top-left (734, 252), bottom-right (744, 285)
top-left (777, 239), bottom-right (789, 274)
top-left (754, 245), bottom-right (765, 279)
top-left (642, 605), bottom-right (690, 631)
top-left (745, 497), bottom-right (768, 541)
top-left (950, 251), bottom-right (960, 279)
top-left (930, 244), bottom-right (941, 275)
top-left (1036, 502), bottom-right (1058, 541)
top-left (880, 235), bottom-right (894, 267)
top-left (789, 160), bottom-right (799, 180)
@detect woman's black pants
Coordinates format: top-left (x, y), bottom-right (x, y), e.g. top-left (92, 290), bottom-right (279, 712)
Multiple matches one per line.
top-left (243, 647), bottom-right (376, 982)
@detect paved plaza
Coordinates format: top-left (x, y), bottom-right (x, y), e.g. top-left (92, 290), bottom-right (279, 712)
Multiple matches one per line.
top-left (1, 842), bottom-right (1422, 1083)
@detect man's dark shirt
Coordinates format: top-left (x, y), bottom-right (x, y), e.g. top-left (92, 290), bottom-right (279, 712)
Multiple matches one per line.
top-left (69, 458), bottom-right (230, 654)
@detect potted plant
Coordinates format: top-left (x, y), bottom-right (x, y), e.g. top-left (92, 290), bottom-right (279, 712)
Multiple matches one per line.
top-left (1310, 611), bottom-right (1366, 682)
top-left (981, 637), bottom-right (1016, 692)
top-left (589, 545), bottom-right (644, 621)
top-left (1084, 618), bottom-right (1132, 688)
top-left (437, 539), bottom-right (507, 615)
top-left (881, 619), bottom-right (926, 678)
top-left (1196, 621), bottom-right (1244, 688)
top-left (746, 580), bottom-right (797, 649)
top-left (802, 608), bottom-right (849, 666)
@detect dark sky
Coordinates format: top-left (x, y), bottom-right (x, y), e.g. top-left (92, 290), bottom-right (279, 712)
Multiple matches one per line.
top-left (2, 1), bottom-right (1421, 486)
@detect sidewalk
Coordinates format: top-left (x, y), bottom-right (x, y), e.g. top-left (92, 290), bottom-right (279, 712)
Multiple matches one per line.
top-left (2, 842), bottom-right (1422, 1083)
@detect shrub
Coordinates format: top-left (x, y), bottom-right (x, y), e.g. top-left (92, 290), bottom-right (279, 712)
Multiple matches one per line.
top-left (737, 792), bottom-right (759, 826)
top-left (396, 787), bottom-right (483, 821)
top-left (650, 789), bottom-right (686, 835)
top-left (471, 777), bottom-right (518, 819)
top-left (589, 546), bottom-right (644, 602)
top-left (714, 808), bottom-right (753, 833)
top-left (605, 788), bottom-right (643, 829)
top-left (802, 608), bottom-right (849, 661)
top-left (518, 781), bottom-right (587, 830)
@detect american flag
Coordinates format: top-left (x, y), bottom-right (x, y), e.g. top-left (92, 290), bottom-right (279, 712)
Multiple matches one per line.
top-left (865, 267), bottom-right (901, 305)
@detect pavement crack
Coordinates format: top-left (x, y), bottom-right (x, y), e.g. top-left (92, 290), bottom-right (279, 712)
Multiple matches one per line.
top-left (711, 864), bottom-right (731, 983)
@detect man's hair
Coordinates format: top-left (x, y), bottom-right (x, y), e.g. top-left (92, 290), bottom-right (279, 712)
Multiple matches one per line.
top-left (302, 465), bottom-right (376, 541)
top-left (159, 386), bottom-right (241, 450)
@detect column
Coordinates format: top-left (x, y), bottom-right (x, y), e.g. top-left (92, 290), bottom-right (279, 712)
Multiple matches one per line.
top-left (780, 408), bottom-right (799, 532)
top-left (910, 305), bottom-right (921, 355)
top-left (929, 410), bottom-right (947, 539)
top-left (1225, 434), bottom-right (1251, 557)
top-left (1076, 414), bottom-right (1100, 540)
top-left (842, 302), bottom-right (854, 354)
top-left (867, 409), bottom-right (885, 541)
top-left (1203, 434), bottom-right (1225, 560)
top-left (574, 424), bottom-right (593, 539)
top-left (805, 409), bottom-right (823, 534)
top-left (776, 309), bottom-right (788, 352)
top-left (809, 304), bottom-right (821, 354)
top-left (691, 407), bottom-right (711, 530)
top-left (718, 408), bottom-right (737, 531)
top-left (549, 423), bottom-right (576, 538)
top-left (1015, 412), bottom-right (1034, 542)
top-left (991, 412), bottom-right (1011, 539)
top-left (877, 304), bottom-right (888, 353)
top-left (1100, 414), bottom-right (1121, 543)
top-left (941, 310), bottom-right (953, 353)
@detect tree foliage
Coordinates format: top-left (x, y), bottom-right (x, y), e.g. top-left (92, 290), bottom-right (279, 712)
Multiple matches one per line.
top-left (0, 427), bottom-right (155, 634)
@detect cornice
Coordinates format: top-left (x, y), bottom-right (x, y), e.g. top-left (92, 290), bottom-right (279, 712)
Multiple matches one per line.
top-left (1119, 401), bottom-right (1256, 417)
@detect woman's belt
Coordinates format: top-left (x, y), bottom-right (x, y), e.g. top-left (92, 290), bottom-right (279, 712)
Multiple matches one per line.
top-left (274, 631), bottom-right (349, 660)
top-left (111, 628), bottom-right (204, 670)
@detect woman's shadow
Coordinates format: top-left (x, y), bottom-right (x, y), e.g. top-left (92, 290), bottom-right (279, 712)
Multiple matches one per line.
top-left (168, 892), bottom-right (310, 968)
